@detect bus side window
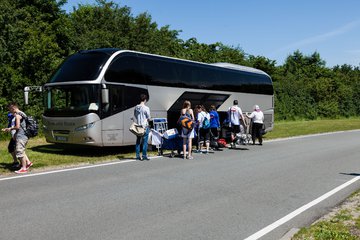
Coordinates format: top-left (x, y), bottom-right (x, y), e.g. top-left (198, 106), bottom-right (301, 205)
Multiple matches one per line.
top-left (107, 85), bottom-right (149, 114)
top-left (109, 85), bottom-right (123, 114)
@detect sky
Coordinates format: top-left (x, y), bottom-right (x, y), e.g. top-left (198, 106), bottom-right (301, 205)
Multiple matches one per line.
top-left (62, 0), bottom-right (360, 67)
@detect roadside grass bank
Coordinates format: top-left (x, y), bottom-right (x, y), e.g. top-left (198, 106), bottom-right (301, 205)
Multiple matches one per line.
top-left (291, 190), bottom-right (360, 240)
top-left (265, 118), bottom-right (360, 140)
top-left (0, 117), bottom-right (360, 175)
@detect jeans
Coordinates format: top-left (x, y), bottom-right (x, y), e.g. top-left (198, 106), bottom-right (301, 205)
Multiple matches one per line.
top-left (135, 127), bottom-right (150, 158)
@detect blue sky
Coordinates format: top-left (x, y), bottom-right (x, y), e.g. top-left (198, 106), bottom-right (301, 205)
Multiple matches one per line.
top-left (63, 0), bottom-right (360, 67)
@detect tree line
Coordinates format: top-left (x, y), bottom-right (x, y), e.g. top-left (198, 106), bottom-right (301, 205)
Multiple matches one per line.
top-left (0, 0), bottom-right (359, 126)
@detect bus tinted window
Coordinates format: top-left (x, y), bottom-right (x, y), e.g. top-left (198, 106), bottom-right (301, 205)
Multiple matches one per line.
top-left (105, 53), bottom-right (145, 84)
top-left (50, 52), bottom-right (111, 82)
top-left (105, 52), bottom-right (273, 95)
top-left (106, 84), bottom-right (148, 116)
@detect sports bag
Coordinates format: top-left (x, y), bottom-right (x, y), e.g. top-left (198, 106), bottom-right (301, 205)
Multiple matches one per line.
top-left (177, 116), bottom-right (195, 130)
top-left (129, 122), bottom-right (145, 137)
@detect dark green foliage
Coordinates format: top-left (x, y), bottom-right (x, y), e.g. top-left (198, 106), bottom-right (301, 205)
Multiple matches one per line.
top-left (0, 0), bottom-right (359, 131)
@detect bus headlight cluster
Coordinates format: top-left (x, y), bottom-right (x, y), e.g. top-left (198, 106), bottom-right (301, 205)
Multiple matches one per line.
top-left (74, 122), bottom-right (95, 132)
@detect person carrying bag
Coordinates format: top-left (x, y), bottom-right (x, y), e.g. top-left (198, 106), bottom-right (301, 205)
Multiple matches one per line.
top-left (132, 94), bottom-right (151, 160)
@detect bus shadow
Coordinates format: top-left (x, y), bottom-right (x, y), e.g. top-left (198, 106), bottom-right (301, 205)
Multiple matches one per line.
top-left (29, 144), bottom-right (134, 158)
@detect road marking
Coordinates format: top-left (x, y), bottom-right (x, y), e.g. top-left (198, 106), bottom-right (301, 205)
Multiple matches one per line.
top-left (0, 159), bottom-right (136, 182)
top-left (244, 176), bottom-right (360, 240)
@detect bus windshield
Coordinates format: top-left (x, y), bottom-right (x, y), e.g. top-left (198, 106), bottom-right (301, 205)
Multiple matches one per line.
top-left (44, 85), bottom-right (101, 117)
top-left (50, 51), bottom-right (113, 82)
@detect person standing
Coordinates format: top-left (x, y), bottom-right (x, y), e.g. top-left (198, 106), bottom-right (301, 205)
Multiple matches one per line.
top-left (2, 102), bottom-right (32, 173)
top-left (180, 100), bottom-right (195, 159)
top-left (228, 100), bottom-right (244, 146)
top-left (134, 94), bottom-right (151, 160)
top-left (209, 105), bottom-right (220, 140)
top-left (196, 105), bottom-right (211, 153)
top-left (7, 112), bottom-right (19, 168)
top-left (247, 105), bottom-right (264, 145)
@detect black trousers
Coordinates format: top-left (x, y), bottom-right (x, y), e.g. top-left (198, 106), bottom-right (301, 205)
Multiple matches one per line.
top-left (252, 123), bottom-right (263, 144)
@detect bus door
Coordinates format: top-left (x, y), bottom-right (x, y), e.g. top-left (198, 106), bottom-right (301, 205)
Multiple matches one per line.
top-left (101, 84), bottom-right (149, 146)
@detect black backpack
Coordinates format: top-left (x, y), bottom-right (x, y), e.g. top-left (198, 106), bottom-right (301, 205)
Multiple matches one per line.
top-left (19, 113), bottom-right (39, 138)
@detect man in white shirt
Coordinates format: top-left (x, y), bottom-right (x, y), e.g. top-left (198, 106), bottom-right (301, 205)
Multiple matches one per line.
top-left (228, 100), bottom-right (244, 145)
top-left (134, 94), bottom-right (151, 160)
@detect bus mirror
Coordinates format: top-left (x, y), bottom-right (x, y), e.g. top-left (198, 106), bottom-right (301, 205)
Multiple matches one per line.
top-left (24, 87), bottom-right (30, 105)
top-left (23, 86), bottom-right (42, 105)
top-left (102, 88), bottom-right (109, 104)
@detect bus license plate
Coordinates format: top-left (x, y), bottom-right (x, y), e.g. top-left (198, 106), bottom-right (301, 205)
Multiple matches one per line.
top-left (55, 136), bottom-right (68, 141)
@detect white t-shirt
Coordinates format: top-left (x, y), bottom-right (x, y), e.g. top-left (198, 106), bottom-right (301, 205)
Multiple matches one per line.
top-left (134, 104), bottom-right (151, 127)
top-left (197, 111), bottom-right (210, 128)
top-left (248, 111), bottom-right (264, 124)
top-left (228, 105), bottom-right (243, 125)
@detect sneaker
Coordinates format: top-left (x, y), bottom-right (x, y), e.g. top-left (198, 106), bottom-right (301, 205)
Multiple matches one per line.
top-left (26, 162), bottom-right (33, 170)
top-left (136, 157), bottom-right (143, 161)
top-left (142, 157), bottom-right (150, 161)
top-left (15, 169), bottom-right (28, 174)
top-left (187, 156), bottom-right (194, 160)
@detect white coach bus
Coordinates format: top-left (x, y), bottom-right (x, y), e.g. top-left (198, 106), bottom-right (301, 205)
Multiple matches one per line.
top-left (41, 48), bottom-right (274, 146)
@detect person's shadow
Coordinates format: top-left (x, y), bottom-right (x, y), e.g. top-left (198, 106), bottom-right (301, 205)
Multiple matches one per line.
top-left (340, 172), bottom-right (360, 176)
top-left (0, 162), bottom-right (20, 171)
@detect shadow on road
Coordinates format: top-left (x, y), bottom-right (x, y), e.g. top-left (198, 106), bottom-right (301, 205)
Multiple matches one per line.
top-left (29, 143), bottom-right (134, 157)
top-left (340, 172), bottom-right (360, 176)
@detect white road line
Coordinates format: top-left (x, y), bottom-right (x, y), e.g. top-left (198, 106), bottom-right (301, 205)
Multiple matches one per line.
top-left (0, 159), bottom-right (136, 182)
top-left (244, 176), bottom-right (360, 240)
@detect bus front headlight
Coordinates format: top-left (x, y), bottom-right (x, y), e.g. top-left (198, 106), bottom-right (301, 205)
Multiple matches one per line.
top-left (74, 122), bottom-right (95, 132)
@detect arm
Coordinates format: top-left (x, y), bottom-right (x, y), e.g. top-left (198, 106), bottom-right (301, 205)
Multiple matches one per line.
top-left (189, 109), bottom-right (195, 120)
top-left (2, 114), bottom-right (21, 132)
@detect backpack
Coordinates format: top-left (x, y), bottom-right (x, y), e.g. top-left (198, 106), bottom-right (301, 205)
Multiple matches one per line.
top-left (201, 113), bottom-right (210, 129)
top-left (177, 115), bottom-right (195, 130)
top-left (19, 113), bottom-right (39, 138)
top-left (217, 138), bottom-right (227, 148)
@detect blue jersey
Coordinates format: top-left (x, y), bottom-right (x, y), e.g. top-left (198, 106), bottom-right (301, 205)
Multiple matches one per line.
top-left (209, 110), bottom-right (220, 128)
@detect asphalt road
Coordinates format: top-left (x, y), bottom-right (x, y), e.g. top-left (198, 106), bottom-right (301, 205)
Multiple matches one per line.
top-left (1, 130), bottom-right (360, 240)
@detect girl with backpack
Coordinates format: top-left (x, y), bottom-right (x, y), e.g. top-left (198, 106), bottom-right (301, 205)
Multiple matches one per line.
top-left (180, 100), bottom-right (195, 159)
top-left (196, 105), bottom-right (211, 154)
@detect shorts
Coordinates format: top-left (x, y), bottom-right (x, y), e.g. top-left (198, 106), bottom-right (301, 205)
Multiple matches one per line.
top-left (181, 128), bottom-right (195, 139)
top-left (231, 125), bottom-right (241, 134)
top-left (15, 138), bottom-right (28, 158)
top-left (8, 138), bottom-right (16, 153)
top-left (199, 128), bottom-right (210, 143)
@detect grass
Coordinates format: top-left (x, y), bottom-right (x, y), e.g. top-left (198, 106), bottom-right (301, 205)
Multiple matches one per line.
top-left (265, 118), bottom-right (360, 140)
top-left (0, 137), bottom-right (159, 175)
top-left (0, 117), bottom-right (360, 175)
top-left (292, 191), bottom-right (360, 240)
